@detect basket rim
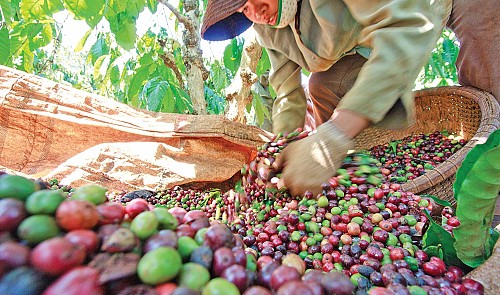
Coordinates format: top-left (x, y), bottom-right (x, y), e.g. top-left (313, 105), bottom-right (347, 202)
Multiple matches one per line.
top-left (400, 85), bottom-right (500, 197)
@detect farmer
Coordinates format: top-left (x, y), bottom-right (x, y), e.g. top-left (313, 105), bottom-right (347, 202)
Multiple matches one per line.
top-left (200, 0), bottom-right (500, 196)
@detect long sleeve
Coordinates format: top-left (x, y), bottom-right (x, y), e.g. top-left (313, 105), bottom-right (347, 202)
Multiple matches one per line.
top-left (337, 0), bottom-right (444, 129)
top-left (266, 48), bottom-right (308, 134)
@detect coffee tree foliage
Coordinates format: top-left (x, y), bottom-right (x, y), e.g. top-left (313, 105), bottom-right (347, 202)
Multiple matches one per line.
top-left (0, 0), bottom-right (258, 118)
top-left (416, 29), bottom-right (459, 90)
top-left (0, 0), bottom-right (457, 127)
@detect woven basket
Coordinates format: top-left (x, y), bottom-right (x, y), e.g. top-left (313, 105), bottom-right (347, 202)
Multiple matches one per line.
top-left (353, 86), bottom-right (500, 205)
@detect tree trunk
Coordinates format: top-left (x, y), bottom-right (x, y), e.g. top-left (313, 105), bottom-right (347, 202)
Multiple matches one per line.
top-left (225, 35), bottom-right (263, 123)
top-left (183, 0), bottom-right (207, 115)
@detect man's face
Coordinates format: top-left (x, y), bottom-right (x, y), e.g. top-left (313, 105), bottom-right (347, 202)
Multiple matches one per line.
top-left (237, 0), bottom-right (279, 26)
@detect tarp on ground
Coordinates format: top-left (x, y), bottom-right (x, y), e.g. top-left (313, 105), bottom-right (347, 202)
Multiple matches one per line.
top-left (0, 65), bottom-right (271, 192)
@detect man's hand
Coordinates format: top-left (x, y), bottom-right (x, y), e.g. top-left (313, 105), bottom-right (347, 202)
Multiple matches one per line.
top-left (276, 121), bottom-right (354, 197)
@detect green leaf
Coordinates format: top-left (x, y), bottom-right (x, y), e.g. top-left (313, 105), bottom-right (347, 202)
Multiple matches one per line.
top-left (210, 60), bottom-right (229, 93)
top-left (108, 63), bottom-right (120, 86)
top-left (172, 46), bottom-right (186, 74)
top-left (89, 36), bottom-right (109, 64)
top-left (428, 53), bottom-right (448, 80)
top-left (146, 0), bottom-right (157, 13)
top-left (251, 89), bottom-right (271, 127)
top-left (105, 0), bottom-right (140, 50)
top-left (20, 0), bottom-right (63, 19)
top-left (453, 130), bottom-right (500, 268)
top-left (29, 20), bottom-right (52, 50)
top-left (424, 245), bottom-right (443, 260)
top-left (160, 85), bottom-right (175, 113)
top-left (256, 48), bottom-right (271, 76)
top-left (0, 0), bottom-right (16, 25)
top-left (223, 38), bottom-right (242, 75)
top-left (74, 28), bottom-right (92, 52)
top-left (8, 22), bottom-right (28, 58)
top-left (64, 0), bottom-right (105, 28)
top-left (141, 77), bottom-right (168, 112)
top-left (422, 210), bottom-right (467, 268)
top-left (269, 84), bottom-right (276, 98)
top-left (490, 229), bottom-right (500, 250)
top-left (19, 47), bottom-right (34, 72)
top-left (420, 194), bottom-right (453, 208)
top-left (124, 0), bottom-right (145, 18)
top-left (252, 91), bottom-right (265, 126)
top-left (138, 50), bottom-right (153, 66)
top-left (163, 67), bottom-right (179, 87)
top-left (128, 64), bottom-right (151, 101)
top-left (204, 86), bottom-right (225, 115)
top-left (93, 54), bottom-right (111, 81)
top-left (454, 130), bottom-right (500, 199)
top-left (172, 86), bottom-right (192, 114)
top-left (388, 140), bottom-right (400, 154)
top-left (0, 26), bottom-right (10, 65)
top-left (201, 0), bottom-right (208, 10)
top-left (19, 22), bottom-right (44, 52)
top-left (110, 16), bottom-right (136, 50)
top-left (441, 37), bottom-right (458, 64)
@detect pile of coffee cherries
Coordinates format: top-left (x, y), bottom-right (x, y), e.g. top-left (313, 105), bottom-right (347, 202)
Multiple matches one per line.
top-left (107, 129), bottom-right (483, 294)
top-left (368, 131), bottom-right (467, 183)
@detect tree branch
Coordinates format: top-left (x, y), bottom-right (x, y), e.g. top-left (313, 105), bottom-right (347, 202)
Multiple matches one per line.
top-left (225, 35), bottom-right (263, 123)
top-left (159, 53), bottom-right (185, 90)
top-left (157, 0), bottom-right (196, 33)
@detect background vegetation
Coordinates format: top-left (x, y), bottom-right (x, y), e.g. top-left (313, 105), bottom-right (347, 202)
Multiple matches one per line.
top-left (0, 0), bottom-right (459, 128)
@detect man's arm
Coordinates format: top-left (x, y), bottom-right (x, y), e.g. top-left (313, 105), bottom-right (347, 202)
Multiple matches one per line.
top-left (266, 48), bottom-right (308, 134)
top-left (338, 0), bottom-right (443, 129)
